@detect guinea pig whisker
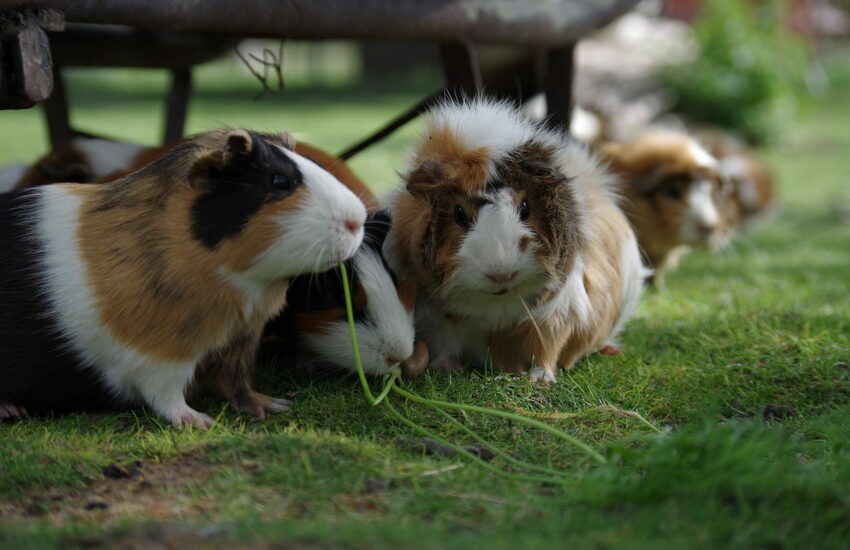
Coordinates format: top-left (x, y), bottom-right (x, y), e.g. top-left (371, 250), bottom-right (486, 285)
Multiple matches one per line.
top-left (515, 291), bottom-right (545, 346)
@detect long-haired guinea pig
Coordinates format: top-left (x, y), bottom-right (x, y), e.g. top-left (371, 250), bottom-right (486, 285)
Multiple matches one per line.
top-left (264, 210), bottom-right (428, 377)
top-left (597, 130), bottom-right (737, 286)
top-left (14, 136), bottom-right (380, 212)
top-left (385, 98), bottom-right (647, 384)
top-left (0, 128), bottom-right (366, 425)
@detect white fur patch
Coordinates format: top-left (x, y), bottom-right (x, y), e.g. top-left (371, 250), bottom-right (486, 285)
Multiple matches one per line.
top-left (245, 148), bottom-right (367, 282)
top-left (427, 97), bottom-right (564, 176)
top-left (688, 139), bottom-right (719, 169)
top-left (74, 138), bottom-right (146, 179)
top-left (533, 256), bottom-right (592, 330)
top-left (32, 185), bottom-right (202, 425)
top-left (605, 232), bottom-right (648, 347)
top-left (302, 248), bottom-right (415, 375)
top-left (444, 188), bottom-right (544, 331)
top-left (680, 179), bottom-right (720, 244)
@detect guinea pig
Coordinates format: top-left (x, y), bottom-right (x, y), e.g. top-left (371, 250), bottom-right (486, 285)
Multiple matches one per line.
top-left (385, 98), bottom-right (647, 384)
top-left (0, 128), bottom-right (366, 425)
top-left (597, 130), bottom-right (737, 286)
top-left (14, 136), bottom-right (150, 188)
top-left (265, 210), bottom-right (428, 377)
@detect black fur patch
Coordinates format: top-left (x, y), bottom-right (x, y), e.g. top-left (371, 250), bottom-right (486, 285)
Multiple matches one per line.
top-left (0, 189), bottom-right (129, 415)
top-left (263, 212), bottom-right (398, 353)
top-left (191, 133), bottom-right (304, 249)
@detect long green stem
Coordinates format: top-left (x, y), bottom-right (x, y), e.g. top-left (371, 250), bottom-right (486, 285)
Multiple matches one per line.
top-left (339, 262), bottom-right (376, 405)
top-left (429, 406), bottom-right (571, 477)
top-left (391, 384), bottom-right (607, 464)
top-left (384, 399), bottom-right (564, 485)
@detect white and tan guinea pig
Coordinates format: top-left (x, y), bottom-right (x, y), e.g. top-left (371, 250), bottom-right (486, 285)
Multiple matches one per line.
top-left (0, 129), bottom-right (366, 426)
top-left (265, 209), bottom-right (428, 377)
top-left (385, 98), bottom-right (647, 384)
top-left (597, 130), bottom-right (738, 286)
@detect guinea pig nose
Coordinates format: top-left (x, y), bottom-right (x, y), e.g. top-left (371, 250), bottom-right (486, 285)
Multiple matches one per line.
top-left (343, 219), bottom-right (362, 234)
top-left (486, 271), bottom-right (518, 285)
top-left (697, 222), bottom-right (716, 235)
top-left (385, 354), bottom-right (405, 366)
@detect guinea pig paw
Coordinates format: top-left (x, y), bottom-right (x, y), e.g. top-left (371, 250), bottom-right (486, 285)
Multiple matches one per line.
top-left (429, 357), bottom-right (462, 372)
top-left (0, 403), bottom-right (28, 419)
top-left (599, 344), bottom-right (622, 356)
top-left (528, 367), bottom-right (557, 385)
top-left (174, 408), bottom-right (215, 428)
top-left (234, 391), bottom-right (291, 419)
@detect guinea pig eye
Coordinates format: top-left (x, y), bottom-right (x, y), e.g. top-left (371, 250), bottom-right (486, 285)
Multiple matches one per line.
top-left (663, 186), bottom-right (682, 201)
top-left (270, 173), bottom-right (295, 192)
top-left (519, 199), bottom-right (530, 221)
top-left (454, 204), bottom-right (471, 230)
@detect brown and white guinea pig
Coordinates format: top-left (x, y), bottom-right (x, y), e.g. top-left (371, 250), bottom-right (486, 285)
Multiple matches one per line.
top-left (701, 130), bottom-right (777, 228)
top-left (14, 136), bottom-right (380, 212)
top-left (597, 130), bottom-right (737, 285)
top-left (385, 98), bottom-right (647, 384)
top-left (0, 128), bottom-right (366, 425)
top-left (264, 209), bottom-right (429, 377)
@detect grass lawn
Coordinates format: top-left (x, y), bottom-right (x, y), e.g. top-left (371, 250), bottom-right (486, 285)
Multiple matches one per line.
top-left (1, 51), bottom-right (849, 550)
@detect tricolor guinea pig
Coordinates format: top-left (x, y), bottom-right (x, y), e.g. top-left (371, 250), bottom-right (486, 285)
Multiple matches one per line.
top-left (598, 130), bottom-right (737, 286)
top-left (385, 98), bottom-right (647, 384)
top-left (0, 128), bottom-right (366, 426)
top-left (265, 210), bottom-right (427, 377)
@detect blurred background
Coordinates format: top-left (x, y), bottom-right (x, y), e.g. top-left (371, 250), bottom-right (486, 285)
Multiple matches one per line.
top-left (0, 0), bottom-right (848, 204)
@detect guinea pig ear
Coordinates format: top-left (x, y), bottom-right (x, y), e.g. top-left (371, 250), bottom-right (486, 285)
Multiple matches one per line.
top-left (405, 159), bottom-right (445, 199)
top-left (364, 210), bottom-right (392, 251)
top-left (224, 129), bottom-right (253, 157)
top-left (277, 131), bottom-right (296, 150)
top-left (37, 160), bottom-right (92, 184)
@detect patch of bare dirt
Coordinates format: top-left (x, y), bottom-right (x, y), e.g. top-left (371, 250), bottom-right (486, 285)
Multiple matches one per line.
top-left (0, 453), bottom-right (218, 527)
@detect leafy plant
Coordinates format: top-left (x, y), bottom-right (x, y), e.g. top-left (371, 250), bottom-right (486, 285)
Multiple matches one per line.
top-left (662, 0), bottom-right (809, 143)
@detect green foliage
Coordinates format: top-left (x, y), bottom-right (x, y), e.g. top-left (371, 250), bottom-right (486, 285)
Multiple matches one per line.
top-left (662, 0), bottom-right (808, 143)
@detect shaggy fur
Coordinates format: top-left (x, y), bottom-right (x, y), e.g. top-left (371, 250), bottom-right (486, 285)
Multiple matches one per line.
top-left (386, 98), bottom-right (646, 383)
top-left (598, 130), bottom-right (738, 286)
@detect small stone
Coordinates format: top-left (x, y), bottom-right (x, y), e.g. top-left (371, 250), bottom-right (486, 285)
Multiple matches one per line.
top-left (102, 463), bottom-right (129, 479)
top-left (762, 404), bottom-right (796, 421)
top-left (463, 445), bottom-right (495, 461)
top-left (362, 477), bottom-right (390, 493)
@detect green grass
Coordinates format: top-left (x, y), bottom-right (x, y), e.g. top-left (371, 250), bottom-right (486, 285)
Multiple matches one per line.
top-left (1, 52), bottom-right (850, 549)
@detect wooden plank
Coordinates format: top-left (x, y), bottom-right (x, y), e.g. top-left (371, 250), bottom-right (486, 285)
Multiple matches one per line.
top-left (41, 64), bottom-right (73, 146)
top-left (0, 10), bottom-right (59, 109)
top-left (0, 0), bottom-right (641, 47)
top-left (163, 67), bottom-right (191, 144)
top-left (543, 43), bottom-right (575, 132)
